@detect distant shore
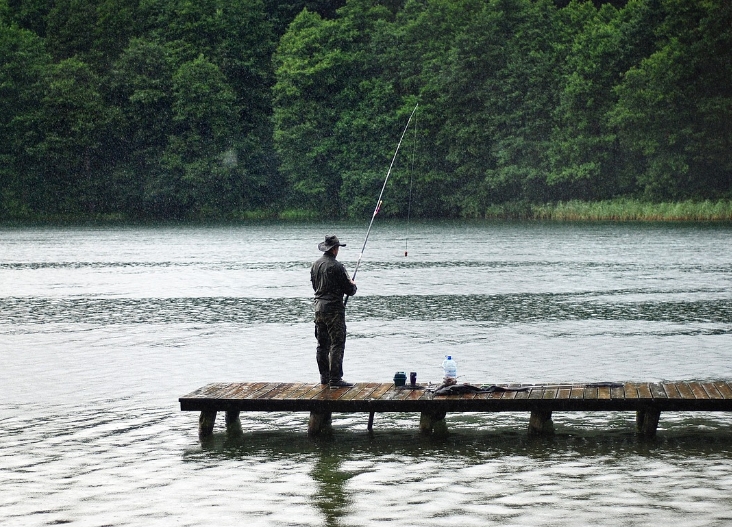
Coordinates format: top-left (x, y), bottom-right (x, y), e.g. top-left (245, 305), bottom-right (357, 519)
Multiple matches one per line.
top-left (3, 199), bottom-right (732, 223)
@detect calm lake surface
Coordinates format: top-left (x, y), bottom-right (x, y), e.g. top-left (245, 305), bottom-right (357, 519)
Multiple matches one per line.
top-left (1, 220), bottom-right (732, 526)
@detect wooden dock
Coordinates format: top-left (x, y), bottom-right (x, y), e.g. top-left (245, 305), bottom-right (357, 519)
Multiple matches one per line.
top-left (179, 381), bottom-right (732, 438)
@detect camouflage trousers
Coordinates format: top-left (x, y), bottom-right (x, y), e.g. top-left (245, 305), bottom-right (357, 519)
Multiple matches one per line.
top-left (314, 310), bottom-right (347, 382)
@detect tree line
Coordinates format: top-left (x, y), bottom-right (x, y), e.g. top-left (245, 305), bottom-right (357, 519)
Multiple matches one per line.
top-left (1, 0), bottom-right (730, 220)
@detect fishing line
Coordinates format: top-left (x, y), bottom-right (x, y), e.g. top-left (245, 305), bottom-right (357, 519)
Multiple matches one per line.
top-left (344, 103), bottom-right (419, 307)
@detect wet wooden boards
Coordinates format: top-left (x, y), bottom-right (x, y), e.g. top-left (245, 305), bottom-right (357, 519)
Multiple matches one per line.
top-left (179, 381), bottom-right (732, 438)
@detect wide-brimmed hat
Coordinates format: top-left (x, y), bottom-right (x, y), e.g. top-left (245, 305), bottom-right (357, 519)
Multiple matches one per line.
top-left (318, 234), bottom-right (346, 252)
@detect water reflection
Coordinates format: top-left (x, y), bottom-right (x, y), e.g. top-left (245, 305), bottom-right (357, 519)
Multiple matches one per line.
top-left (179, 414), bottom-right (732, 524)
top-left (189, 416), bottom-right (732, 462)
top-left (310, 447), bottom-right (352, 527)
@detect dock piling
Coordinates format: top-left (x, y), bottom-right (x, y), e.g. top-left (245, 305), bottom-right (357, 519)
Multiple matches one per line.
top-left (636, 407), bottom-right (661, 438)
top-left (420, 410), bottom-right (448, 436)
top-left (199, 410), bottom-right (217, 438)
top-left (528, 410), bottom-right (554, 436)
top-left (308, 411), bottom-right (333, 436)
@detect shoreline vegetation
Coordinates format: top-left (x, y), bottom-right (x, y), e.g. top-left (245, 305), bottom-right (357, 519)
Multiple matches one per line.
top-left (2, 1), bottom-right (730, 221)
top-left (3, 199), bottom-right (732, 224)
top-left (487, 199), bottom-right (732, 222)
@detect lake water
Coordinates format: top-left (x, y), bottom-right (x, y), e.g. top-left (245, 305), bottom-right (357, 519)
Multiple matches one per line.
top-left (1, 220), bottom-right (732, 526)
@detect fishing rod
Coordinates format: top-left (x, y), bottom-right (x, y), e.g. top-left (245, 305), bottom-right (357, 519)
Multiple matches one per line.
top-left (344, 103), bottom-right (418, 307)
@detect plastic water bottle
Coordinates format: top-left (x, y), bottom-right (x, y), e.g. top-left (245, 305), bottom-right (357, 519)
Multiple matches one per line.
top-left (442, 355), bottom-right (457, 382)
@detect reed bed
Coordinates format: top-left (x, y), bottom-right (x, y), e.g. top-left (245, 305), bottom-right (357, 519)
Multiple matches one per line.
top-left (485, 199), bottom-right (732, 221)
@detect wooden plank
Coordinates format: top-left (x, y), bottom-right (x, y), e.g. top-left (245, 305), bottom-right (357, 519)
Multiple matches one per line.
top-left (637, 383), bottom-right (652, 399)
top-left (662, 382), bottom-right (681, 399)
top-left (584, 386), bottom-right (598, 400)
top-left (220, 383), bottom-right (247, 399)
top-left (409, 388), bottom-right (431, 401)
top-left (341, 383), bottom-right (379, 401)
top-left (201, 383), bottom-right (236, 399)
top-left (713, 382), bottom-right (732, 399)
top-left (299, 384), bottom-right (329, 400)
top-left (394, 387), bottom-right (420, 401)
top-left (543, 387), bottom-right (558, 400)
top-left (258, 383), bottom-right (292, 400)
top-left (557, 386), bottom-right (572, 400)
top-left (328, 384), bottom-right (363, 401)
top-left (230, 382), bottom-right (268, 399)
top-left (378, 385), bottom-right (402, 401)
top-left (598, 386), bottom-right (611, 400)
top-left (273, 383), bottom-right (315, 400)
top-left (369, 383), bottom-right (394, 400)
top-left (570, 385), bottom-right (585, 400)
top-left (623, 382), bottom-right (639, 399)
top-left (528, 386), bottom-right (545, 400)
top-left (220, 383), bottom-right (251, 399)
top-left (269, 383), bottom-right (301, 400)
top-left (649, 383), bottom-right (667, 399)
top-left (357, 383), bottom-right (383, 399)
top-left (676, 382), bottom-right (695, 399)
top-left (514, 385), bottom-right (531, 400)
top-left (497, 385), bottom-right (519, 400)
top-left (701, 382), bottom-right (724, 400)
top-left (688, 382), bottom-right (709, 399)
top-left (610, 384), bottom-right (625, 399)
top-left (251, 383), bottom-right (284, 399)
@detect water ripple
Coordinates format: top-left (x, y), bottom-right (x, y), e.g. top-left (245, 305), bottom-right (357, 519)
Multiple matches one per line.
top-left (1, 294), bottom-right (731, 327)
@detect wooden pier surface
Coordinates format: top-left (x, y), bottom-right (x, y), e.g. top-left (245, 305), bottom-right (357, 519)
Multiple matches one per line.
top-left (180, 380), bottom-right (732, 414)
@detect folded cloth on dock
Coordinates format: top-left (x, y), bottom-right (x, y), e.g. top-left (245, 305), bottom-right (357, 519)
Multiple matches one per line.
top-left (433, 384), bottom-right (529, 396)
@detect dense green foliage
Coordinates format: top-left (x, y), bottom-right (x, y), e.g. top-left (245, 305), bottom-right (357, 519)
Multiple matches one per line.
top-left (1, 0), bottom-right (730, 220)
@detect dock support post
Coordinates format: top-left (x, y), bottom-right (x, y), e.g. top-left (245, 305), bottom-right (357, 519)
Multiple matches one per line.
top-left (528, 410), bottom-right (554, 436)
top-left (199, 410), bottom-right (217, 438)
top-left (308, 411), bottom-right (333, 436)
top-left (636, 407), bottom-right (661, 438)
top-left (367, 412), bottom-right (375, 431)
top-left (420, 410), bottom-right (448, 436)
top-left (225, 410), bottom-right (242, 435)
top-left (225, 410), bottom-right (240, 425)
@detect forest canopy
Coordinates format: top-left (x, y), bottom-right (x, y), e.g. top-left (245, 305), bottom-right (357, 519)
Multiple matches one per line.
top-left (1, 0), bottom-right (730, 220)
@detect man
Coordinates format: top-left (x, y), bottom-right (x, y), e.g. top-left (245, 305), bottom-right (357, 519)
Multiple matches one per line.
top-left (311, 234), bottom-right (357, 388)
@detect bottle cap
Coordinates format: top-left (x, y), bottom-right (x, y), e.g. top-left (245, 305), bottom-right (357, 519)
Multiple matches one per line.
top-left (446, 356), bottom-right (452, 360)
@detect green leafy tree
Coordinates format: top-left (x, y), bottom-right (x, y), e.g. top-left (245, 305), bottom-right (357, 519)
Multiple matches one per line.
top-left (155, 55), bottom-right (241, 217)
top-left (546, 0), bottom-right (661, 201)
top-left (109, 38), bottom-right (173, 214)
top-left (373, 0), bottom-right (484, 218)
top-left (273, 8), bottom-right (361, 215)
top-left (141, 0), bottom-right (279, 215)
top-left (27, 57), bottom-right (114, 214)
top-left (611, 0), bottom-right (732, 199)
top-left (3, 0), bottom-right (51, 36)
top-left (434, 0), bottom-right (563, 214)
top-left (0, 22), bottom-right (51, 217)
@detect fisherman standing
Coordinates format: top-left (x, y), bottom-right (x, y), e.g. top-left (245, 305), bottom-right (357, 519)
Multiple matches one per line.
top-left (311, 234), bottom-right (357, 388)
